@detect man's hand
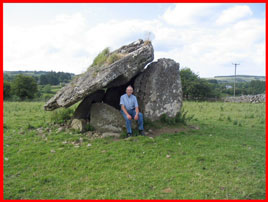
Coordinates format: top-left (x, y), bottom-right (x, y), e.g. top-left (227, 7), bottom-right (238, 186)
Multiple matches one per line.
top-left (127, 114), bottom-right (132, 120)
top-left (134, 114), bottom-right (139, 120)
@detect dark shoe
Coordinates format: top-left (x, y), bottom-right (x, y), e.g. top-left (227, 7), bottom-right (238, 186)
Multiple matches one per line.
top-left (139, 130), bottom-right (145, 136)
top-left (127, 133), bottom-right (132, 137)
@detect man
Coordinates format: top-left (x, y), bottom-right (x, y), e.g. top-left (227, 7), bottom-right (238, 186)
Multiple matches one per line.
top-left (120, 85), bottom-right (145, 137)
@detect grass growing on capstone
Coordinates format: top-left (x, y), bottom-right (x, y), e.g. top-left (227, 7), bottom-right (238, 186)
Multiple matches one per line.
top-left (3, 101), bottom-right (265, 199)
top-left (88, 48), bottom-right (124, 71)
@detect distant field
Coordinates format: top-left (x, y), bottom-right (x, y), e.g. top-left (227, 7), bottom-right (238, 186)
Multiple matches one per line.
top-left (3, 101), bottom-right (266, 199)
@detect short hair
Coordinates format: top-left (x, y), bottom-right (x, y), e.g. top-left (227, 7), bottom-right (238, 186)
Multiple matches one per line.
top-left (126, 85), bottom-right (133, 91)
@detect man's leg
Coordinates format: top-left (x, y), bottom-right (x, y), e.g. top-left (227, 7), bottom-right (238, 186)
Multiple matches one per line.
top-left (137, 112), bottom-right (144, 131)
top-left (132, 110), bottom-right (144, 131)
top-left (120, 110), bottom-right (132, 134)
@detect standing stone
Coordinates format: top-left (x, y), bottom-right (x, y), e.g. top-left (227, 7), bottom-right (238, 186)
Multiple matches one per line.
top-left (134, 58), bottom-right (183, 121)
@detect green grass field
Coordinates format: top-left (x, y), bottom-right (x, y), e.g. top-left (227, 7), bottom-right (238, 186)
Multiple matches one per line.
top-left (3, 101), bottom-right (266, 199)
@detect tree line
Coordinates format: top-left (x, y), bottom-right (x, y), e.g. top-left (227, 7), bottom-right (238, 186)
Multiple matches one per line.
top-left (3, 68), bottom-right (265, 101)
top-left (180, 68), bottom-right (266, 100)
top-left (4, 71), bottom-right (74, 101)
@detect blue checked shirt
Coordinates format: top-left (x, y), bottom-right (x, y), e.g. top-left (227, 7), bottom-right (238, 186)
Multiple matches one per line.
top-left (120, 93), bottom-right (138, 110)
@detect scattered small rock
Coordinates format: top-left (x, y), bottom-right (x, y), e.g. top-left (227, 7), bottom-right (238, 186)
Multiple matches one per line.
top-left (162, 187), bottom-right (173, 193)
top-left (166, 155), bottom-right (171, 158)
top-left (4, 157), bottom-right (8, 161)
top-left (189, 125), bottom-right (200, 130)
top-left (87, 143), bottom-right (92, 147)
top-left (86, 131), bottom-right (93, 136)
top-left (50, 149), bottom-right (56, 153)
top-left (79, 137), bottom-right (83, 143)
top-left (37, 127), bottom-right (43, 133)
top-left (101, 132), bottom-right (121, 138)
top-left (19, 129), bottom-right (24, 135)
top-left (57, 127), bottom-right (65, 133)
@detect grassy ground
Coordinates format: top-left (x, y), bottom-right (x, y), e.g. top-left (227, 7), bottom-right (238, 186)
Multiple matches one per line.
top-left (3, 101), bottom-right (266, 199)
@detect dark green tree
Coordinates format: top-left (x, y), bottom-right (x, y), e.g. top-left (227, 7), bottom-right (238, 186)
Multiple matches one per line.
top-left (11, 74), bottom-right (38, 100)
top-left (4, 81), bottom-right (12, 99)
top-left (180, 68), bottom-right (199, 99)
top-left (249, 80), bottom-right (265, 94)
top-left (180, 68), bottom-right (219, 100)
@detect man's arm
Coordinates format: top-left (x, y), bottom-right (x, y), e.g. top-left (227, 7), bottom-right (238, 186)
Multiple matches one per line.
top-left (134, 106), bottom-right (139, 120)
top-left (121, 105), bottom-right (132, 120)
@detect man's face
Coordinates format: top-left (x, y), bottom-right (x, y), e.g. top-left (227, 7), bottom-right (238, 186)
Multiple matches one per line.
top-left (126, 87), bottom-right (133, 96)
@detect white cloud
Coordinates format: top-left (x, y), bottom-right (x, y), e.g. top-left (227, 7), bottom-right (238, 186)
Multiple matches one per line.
top-left (216, 5), bottom-right (253, 25)
top-left (162, 3), bottom-right (220, 26)
top-left (4, 4), bottom-right (265, 77)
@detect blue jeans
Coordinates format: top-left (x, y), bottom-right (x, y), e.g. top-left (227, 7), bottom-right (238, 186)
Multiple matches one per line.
top-left (120, 109), bottom-right (144, 134)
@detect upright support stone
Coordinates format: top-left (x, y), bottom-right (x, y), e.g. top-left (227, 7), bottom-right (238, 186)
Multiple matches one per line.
top-left (134, 58), bottom-right (183, 121)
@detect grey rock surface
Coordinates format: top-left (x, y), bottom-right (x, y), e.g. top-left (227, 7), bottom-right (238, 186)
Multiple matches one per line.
top-left (70, 119), bottom-right (87, 132)
top-left (44, 39), bottom-right (154, 111)
top-left (90, 103), bottom-right (125, 133)
top-left (134, 58), bottom-right (183, 121)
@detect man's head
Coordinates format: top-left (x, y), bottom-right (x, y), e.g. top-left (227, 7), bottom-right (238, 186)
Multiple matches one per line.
top-left (126, 85), bottom-right (133, 96)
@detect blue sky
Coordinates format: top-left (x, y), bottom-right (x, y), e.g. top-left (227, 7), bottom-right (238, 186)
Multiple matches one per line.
top-left (4, 3), bottom-right (266, 77)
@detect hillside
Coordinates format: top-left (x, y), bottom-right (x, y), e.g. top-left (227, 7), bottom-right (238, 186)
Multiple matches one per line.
top-left (204, 75), bottom-right (265, 83)
top-left (4, 70), bottom-right (75, 77)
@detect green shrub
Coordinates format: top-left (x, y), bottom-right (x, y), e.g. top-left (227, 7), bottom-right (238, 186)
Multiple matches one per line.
top-left (144, 118), bottom-right (161, 129)
top-left (249, 114), bottom-right (255, 119)
top-left (27, 123), bottom-right (35, 130)
top-left (160, 109), bottom-right (194, 125)
top-left (85, 123), bottom-right (95, 131)
top-left (50, 108), bottom-right (74, 124)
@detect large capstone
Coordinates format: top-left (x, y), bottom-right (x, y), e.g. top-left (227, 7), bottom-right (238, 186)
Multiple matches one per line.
top-left (134, 58), bottom-right (183, 121)
top-left (44, 39), bottom-right (154, 111)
